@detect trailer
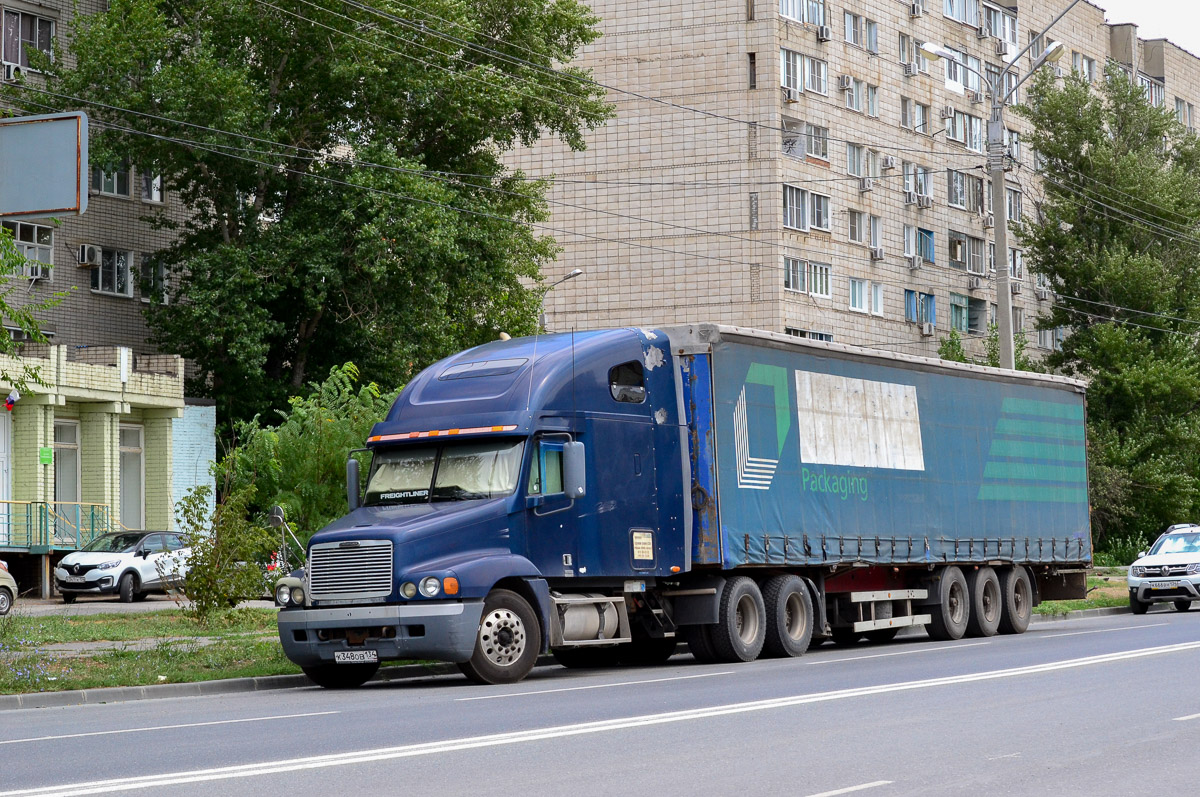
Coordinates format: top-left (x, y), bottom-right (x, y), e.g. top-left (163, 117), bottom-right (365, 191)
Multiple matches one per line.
top-left (275, 323), bottom-right (1091, 687)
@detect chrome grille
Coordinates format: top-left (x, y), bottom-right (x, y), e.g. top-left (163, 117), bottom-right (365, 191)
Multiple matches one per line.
top-left (308, 540), bottom-right (393, 600)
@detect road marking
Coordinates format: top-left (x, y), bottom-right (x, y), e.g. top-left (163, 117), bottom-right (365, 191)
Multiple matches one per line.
top-left (805, 781), bottom-right (892, 797)
top-left (1174, 712), bottom-right (1200, 722)
top-left (6, 641), bottom-right (1200, 797)
top-left (0, 712), bottom-right (339, 746)
top-left (457, 671), bottom-right (736, 701)
top-left (986, 752), bottom-right (1021, 761)
top-left (805, 642), bottom-right (989, 665)
top-left (1041, 623), bottom-right (1168, 639)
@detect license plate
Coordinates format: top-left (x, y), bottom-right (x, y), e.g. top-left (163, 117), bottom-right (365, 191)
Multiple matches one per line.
top-left (64, 575), bottom-right (85, 584)
top-left (334, 650), bottom-right (378, 664)
top-left (1151, 581), bottom-right (1180, 590)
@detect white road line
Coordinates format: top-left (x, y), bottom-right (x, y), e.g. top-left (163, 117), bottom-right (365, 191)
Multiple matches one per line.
top-left (0, 712), bottom-right (339, 746)
top-left (805, 781), bottom-right (893, 797)
top-left (457, 671), bottom-right (736, 701)
top-left (1173, 712), bottom-right (1200, 722)
top-left (6, 641), bottom-right (1200, 797)
top-left (805, 642), bottom-right (989, 665)
top-left (1041, 623), bottom-right (1168, 639)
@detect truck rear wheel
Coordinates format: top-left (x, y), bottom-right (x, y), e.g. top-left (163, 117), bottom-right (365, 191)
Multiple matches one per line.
top-left (302, 662), bottom-right (380, 689)
top-left (458, 589), bottom-right (541, 685)
top-left (997, 566), bottom-right (1032, 634)
top-left (682, 624), bottom-right (719, 663)
top-left (761, 575), bottom-right (813, 658)
top-left (965, 567), bottom-right (1002, 637)
top-left (926, 566), bottom-right (969, 641)
top-left (710, 576), bottom-right (766, 663)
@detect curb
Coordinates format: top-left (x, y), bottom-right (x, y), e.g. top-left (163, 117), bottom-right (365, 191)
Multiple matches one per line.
top-left (0, 605), bottom-right (1163, 712)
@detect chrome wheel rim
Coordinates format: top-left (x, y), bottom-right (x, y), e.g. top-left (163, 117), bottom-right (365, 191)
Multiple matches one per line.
top-left (735, 594), bottom-right (760, 644)
top-left (784, 592), bottom-right (807, 640)
top-left (479, 607), bottom-right (526, 667)
top-left (983, 579), bottom-right (1000, 623)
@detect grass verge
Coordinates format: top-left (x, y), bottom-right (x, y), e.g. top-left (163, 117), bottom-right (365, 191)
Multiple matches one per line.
top-left (1033, 575), bottom-right (1130, 615)
top-left (0, 607), bottom-right (277, 646)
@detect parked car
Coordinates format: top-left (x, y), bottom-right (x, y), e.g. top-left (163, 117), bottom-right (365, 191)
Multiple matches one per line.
top-left (0, 559), bottom-right (15, 615)
top-left (55, 531), bottom-right (190, 603)
top-left (1128, 524), bottom-right (1200, 614)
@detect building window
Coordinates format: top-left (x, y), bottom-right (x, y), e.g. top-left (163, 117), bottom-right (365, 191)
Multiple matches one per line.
top-left (140, 258), bottom-right (169, 304)
top-left (1, 10), bottom-right (53, 69)
top-left (780, 48), bottom-right (802, 94)
top-left (905, 290), bottom-right (936, 325)
top-left (782, 120), bottom-right (804, 157)
top-left (1176, 97), bottom-right (1194, 129)
top-left (943, 0), bottom-right (978, 27)
top-left (53, 421), bottom-right (80, 539)
top-left (869, 215), bottom-right (882, 248)
top-left (783, 185), bottom-right (808, 230)
top-left (1, 220), bottom-right (52, 278)
top-left (119, 425), bottom-right (144, 531)
top-left (918, 228), bottom-right (935, 262)
top-left (899, 34), bottom-right (929, 73)
top-left (849, 210), bottom-right (866, 244)
top-left (844, 78), bottom-right (874, 113)
top-left (871, 282), bottom-right (884, 316)
top-left (93, 165), bottom-right (131, 198)
top-left (943, 47), bottom-right (982, 92)
top-left (866, 84), bottom-right (879, 117)
top-left (140, 172), bottom-right (164, 203)
top-left (806, 261), bottom-right (831, 297)
top-left (781, 0), bottom-right (825, 24)
top-left (809, 193), bottom-right (830, 231)
top-left (847, 143), bottom-right (864, 176)
top-left (1072, 52), bottom-right (1096, 82)
top-left (805, 56), bottom-right (827, 94)
top-left (1139, 75), bottom-right (1165, 108)
top-left (947, 170), bottom-right (984, 212)
top-left (1006, 187), bottom-right (1022, 221)
top-left (901, 98), bottom-right (930, 133)
top-left (849, 277), bottom-right (868, 312)
top-left (1038, 326), bottom-right (1065, 351)
top-left (947, 111), bottom-right (984, 152)
top-left (948, 230), bottom-right (969, 270)
top-left (747, 52), bottom-right (757, 89)
top-left (785, 327), bottom-right (833, 342)
top-left (844, 12), bottom-right (877, 52)
top-left (91, 249), bottom-right (134, 297)
top-left (904, 161), bottom-right (932, 195)
top-left (967, 236), bottom-right (985, 274)
top-left (805, 123), bottom-right (829, 160)
top-left (784, 255), bottom-right (804, 292)
top-left (1009, 248), bottom-right (1023, 279)
top-left (983, 3), bottom-right (1018, 48)
top-left (950, 293), bottom-right (969, 332)
top-left (1012, 306), bottom-right (1025, 333)
top-left (904, 224), bottom-right (917, 256)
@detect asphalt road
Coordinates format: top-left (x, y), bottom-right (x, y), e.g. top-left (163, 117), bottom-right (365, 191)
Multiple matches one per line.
top-left (2, 610), bottom-right (1198, 797)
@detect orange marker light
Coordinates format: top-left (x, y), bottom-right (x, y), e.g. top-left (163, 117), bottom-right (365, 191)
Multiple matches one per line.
top-left (670, 566), bottom-right (681, 573)
top-left (443, 577), bottom-right (460, 595)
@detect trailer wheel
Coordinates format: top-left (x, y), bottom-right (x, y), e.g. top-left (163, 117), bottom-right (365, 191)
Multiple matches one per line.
top-left (926, 566), bottom-right (969, 641)
top-left (710, 576), bottom-right (766, 663)
top-left (761, 575), bottom-right (813, 658)
top-left (1129, 591), bottom-right (1150, 615)
top-left (457, 589), bottom-right (541, 685)
top-left (301, 662), bottom-right (380, 689)
top-left (1173, 599), bottom-right (1193, 612)
top-left (681, 624), bottom-right (719, 663)
top-left (997, 566), bottom-right (1033, 634)
top-left (551, 646), bottom-right (623, 669)
top-left (965, 567), bottom-right (1002, 637)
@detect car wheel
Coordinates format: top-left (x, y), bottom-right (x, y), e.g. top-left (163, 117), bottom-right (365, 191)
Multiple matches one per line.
top-left (118, 573), bottom-right (138, 603)
top-left (1173, 599), bottom-right (1193, 612)
top-left (1129, 591), bottom-right (1150, 615)
top-left (61, 593), bottom-right (77, 604)
top-left (0, 587), bottom-right (11, 616)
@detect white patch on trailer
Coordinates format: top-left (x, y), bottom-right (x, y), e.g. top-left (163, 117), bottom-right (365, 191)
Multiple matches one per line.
top-left (643, 345), bottom-right (665, 371)
top-left (638, 328), bottom-right (659, 340)
top-left (655, 408), bottom-right (668, 425)
top-left (794, 372), bottom-right (925, 470)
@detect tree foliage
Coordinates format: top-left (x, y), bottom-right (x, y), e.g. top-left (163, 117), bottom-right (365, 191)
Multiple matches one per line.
top-left (937, 325), bottom-right (1035, 370)
top-left (1017, 63), bottom-right (1200, 550)
top-left (37, 0), bottom-right (612, 426)
top-left (0, 229), bottom-right (61, 389)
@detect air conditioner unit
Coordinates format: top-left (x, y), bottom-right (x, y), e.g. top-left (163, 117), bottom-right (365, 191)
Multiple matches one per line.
top-left (859, 177), bottom-right (874, 192)
top-left (917, 194), bottom-right (933, 209)
top-left (881, 155), bottom-right (897, 170)
top-left (908, 255), bottom-right (923, 270)
top-left (910, 2), bottom-right (923, 17)
top-left (941, 105), bottom-right (956, 119)
top-left (2, 63), bottom-right (22, 82)
top-left (904, 190), bottom-right (918, 205)
top-left (967, 276), bottom-right (983, 290)
top-left (1052, 65), bottom-right (1065, 78)
top-left (817, 25), bottom-right (832, 42)
top-left (782, 86), bottom-right (800, 103)
top-left (976, 25), bottom-right (989, 39)
top-left (77, 244), bottom-right (102, 267)
top-left (970, 91), bottom-right (985, 104)
top-left (995, 38), bottom-right (1009, 56)
top-left (870, 247), bottom-right (885, 261)
top-left (920, 322), bottom-right (935, 337)
top-left (983, 214), bottom-right (995, 228)
top-left (1011, 282), bottom-right (1023, 295)
top-left (1035, 287), bottom-right (1051, 301)
top-left (839, 74), bottom-right (854, 91)
top-left (24, 262), bottom-right (49, 280)
top-left (903, 62), bottom-right (919, 77)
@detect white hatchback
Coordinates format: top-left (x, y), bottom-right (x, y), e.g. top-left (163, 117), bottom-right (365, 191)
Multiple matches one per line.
top-left (55, 531), bottom-right (190, 603)
top-left (1128, 525), bottom-right (1200, 614)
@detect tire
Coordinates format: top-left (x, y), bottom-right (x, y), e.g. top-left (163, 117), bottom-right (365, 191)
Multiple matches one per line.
top-left (761, 575), bottom-right (813, 658)
top-left (302, 662), bottom-right (380, 689)
top-left (997, 566), bottom-right (1033, 634)
top-left (709, 576), bottom-right (766, 663)
top-left (1129, 591), bottom-right (1150, 615)
top-left (617, 635), bottom-right (679, 666)
top-left (926, 566), bottom-right (969, 641)
top-left (132, 591), bottom-right (150, 603)
top-left (118, 573), bottom-right (138, 604)
top-left (965, 567), bottom-right (1002, 638)
top-left (458, 589), bottom-right (541, 685)
top-left (681, 624), bottom-right (719, 663)
top-left (61, 593), bottom-right (77, 604)
top-left (0, 587), bottom-right (11, 616)
top-left (830, 627), bottom-right (863, 646)
top-left (1173, 599), bottom-right (1193, 612)
top-left (864, 627), bottom-right (900, 643)
top-left (551, 645), bottom-right (623, 669)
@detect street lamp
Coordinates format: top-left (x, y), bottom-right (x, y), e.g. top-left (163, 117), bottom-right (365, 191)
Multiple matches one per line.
top-left (538, 268), bottom-right (583, 332)
top-left (920, 3), bottom-right (1076, 369)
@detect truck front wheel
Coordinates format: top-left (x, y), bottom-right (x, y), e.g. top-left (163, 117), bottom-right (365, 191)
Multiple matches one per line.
top-left (926, 566), bottom-right (969, 641)
top-left (458, 589), bottom-right (541, 685)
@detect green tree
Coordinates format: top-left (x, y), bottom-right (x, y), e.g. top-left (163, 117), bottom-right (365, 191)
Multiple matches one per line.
top-left (1017, 63), bottom-right (1200, 549)
top-left (33, 0), bottom-right (611, 426)
top-left (937, 324), bottom-right (1035, 370)
top-left (0, 228), bottom-right (61, 389)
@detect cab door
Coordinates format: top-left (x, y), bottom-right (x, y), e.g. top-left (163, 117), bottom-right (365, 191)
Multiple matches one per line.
top-left (135, 533), bottom-right (168, 588)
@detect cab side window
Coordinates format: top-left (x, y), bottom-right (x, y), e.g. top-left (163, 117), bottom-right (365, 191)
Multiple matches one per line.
top-left (609, 361), bottom-right (646, 403)
top-left (527, 439), bottom-right (565, 495)
top-left (141, 534), bottom-right (167, 553)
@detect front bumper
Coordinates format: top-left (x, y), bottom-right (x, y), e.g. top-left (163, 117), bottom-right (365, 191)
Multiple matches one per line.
top-left (277, 601), bottom-right (485, 667)
top-left (1128, 576), bottom-right (1200, 602)
top-left (54, 571), bottom-right (118, 594)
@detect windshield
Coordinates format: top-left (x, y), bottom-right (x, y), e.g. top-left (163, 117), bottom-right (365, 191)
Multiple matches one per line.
top-left (82, 533), bottom-right (144, 553)
top-left (365, 439), bottom-right (525, 505)
top-left (1149, 532), bottom-right (1200, 555)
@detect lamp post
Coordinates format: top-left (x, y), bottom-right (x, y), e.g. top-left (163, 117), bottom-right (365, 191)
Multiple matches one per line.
top-left (538, 268), bottom-right (583, 333)
top-left (921, 8), bottom-right (1074, 369)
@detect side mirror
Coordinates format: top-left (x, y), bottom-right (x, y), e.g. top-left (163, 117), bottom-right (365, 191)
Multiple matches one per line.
top-left (563, 441), bottom-right (586, 499)
top-left (267, 505), bottom-right (286, 528)
top-left (139, 549), bottom-right (151, 559)
top-left (347, 458), bottom-right (361, 511)
top-left (1137, 551), bottom-right (1147, 559)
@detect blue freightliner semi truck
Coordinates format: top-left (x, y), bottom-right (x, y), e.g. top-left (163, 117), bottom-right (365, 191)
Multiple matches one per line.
top-left (275, 323), bottom-right (1092, 687)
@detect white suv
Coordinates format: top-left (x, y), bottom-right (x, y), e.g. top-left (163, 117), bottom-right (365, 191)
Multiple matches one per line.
top-left (1128, 525), bottom-right (1200, 614)
top-left (55, 531), bottom-right (189, 603)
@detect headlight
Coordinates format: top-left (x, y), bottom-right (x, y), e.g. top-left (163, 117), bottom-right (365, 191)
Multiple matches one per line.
top-left (275, 584), bottom-right (291, 606)
top-left (96, 560), bottom-right (121, 570)
top-left (1131, 566), bottom-right (1145, 577)
top-left (419, 577), bottom-right (441, 597)
top-left (290, 586), bottom-right (305, 605)
top-left (401, 582), bottom-right (417, 599)
top-left (1187, 563), bottom-right (1200, 575)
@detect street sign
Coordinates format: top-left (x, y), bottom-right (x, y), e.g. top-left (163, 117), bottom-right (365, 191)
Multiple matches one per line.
top-left (0, 111), bottom-right (88, 218)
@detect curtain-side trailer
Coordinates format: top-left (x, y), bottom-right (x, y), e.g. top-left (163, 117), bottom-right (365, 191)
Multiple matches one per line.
top-left (275, 323), bottom-right (1091, 687)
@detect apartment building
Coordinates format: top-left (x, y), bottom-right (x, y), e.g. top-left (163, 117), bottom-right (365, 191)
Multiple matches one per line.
top-left (0, 0), bottom-right (214, 589)
top-left (510, 0), bottom-right (1200, 356)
